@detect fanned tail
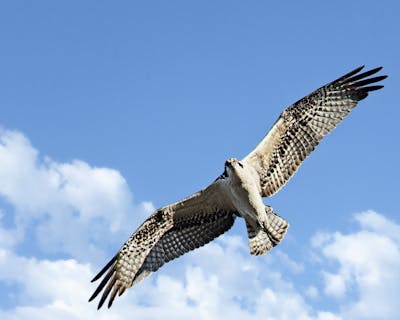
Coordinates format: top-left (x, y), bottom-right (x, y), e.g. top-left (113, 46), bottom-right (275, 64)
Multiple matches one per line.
top-left (246, 205), bottom-right (289, 256)
top-left (264, 205), bottom-right (289, 245)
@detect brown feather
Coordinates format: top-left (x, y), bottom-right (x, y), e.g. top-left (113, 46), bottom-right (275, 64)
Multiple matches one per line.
top-left (243, 66), bottom-right (387, 197)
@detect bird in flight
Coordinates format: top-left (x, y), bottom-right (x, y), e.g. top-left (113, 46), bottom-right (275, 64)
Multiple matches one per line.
top-left (89, 65), bottom-right (386, 309)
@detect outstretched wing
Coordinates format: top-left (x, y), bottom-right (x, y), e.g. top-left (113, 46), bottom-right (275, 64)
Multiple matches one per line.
top-left (89, 179), bottom-right (236, 309)
top-left (243, 66), bottom-right (387, 197)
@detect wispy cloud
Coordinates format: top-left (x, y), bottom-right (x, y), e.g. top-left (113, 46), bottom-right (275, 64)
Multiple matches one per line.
top-left (0, 129), bottom-right (399, 319)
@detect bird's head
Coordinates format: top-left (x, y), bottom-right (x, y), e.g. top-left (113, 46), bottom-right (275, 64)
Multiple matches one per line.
top-left (224, 158), bottom-right (244, 175)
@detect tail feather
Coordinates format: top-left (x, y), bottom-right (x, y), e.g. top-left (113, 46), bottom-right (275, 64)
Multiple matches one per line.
top-left (264, 205), bottom-right (289, 245)
top-left (246, 221), bottom-right (274, 255)
top-left (246, 205), bottom-right (289, 256)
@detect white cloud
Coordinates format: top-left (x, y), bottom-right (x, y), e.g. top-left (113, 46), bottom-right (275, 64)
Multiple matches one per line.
top-left (321, 271), bottom-right (346, 298)
top-left (0, 129), bottom-right (153, 261)
top-left (314, 211), bottom-right (400, 320)
top-left (354, 210), bottom-right (400, 243)
top-left (0, 209), bottom-right (22, 248)
top-left (274, 251), bottom-right (304, 274)
top-left (0, 246), bottom-right (111, 320)
top-left (305, 286), bottom-right (318, 299)
top-left (0, 128), bottom-right (399, 320)
top-left (0, 236), bottom-right (338, 320)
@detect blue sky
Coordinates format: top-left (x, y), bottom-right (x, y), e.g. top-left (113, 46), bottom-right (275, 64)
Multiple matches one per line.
top-left (0, 1), bottom-right (399, 319)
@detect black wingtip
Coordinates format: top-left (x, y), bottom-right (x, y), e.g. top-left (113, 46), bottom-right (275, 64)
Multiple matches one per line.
top-left (344, 65), bottom-right (365, 78)
top-left (364, 66), bottom-right (383, 74)
top-left (89, 255), bottom-right (119, 310)
top-left (91, 255), bottom-right (118, 283)
top-left (107, 284), bottom-right (121, 308)
top-left (362, 85), bottom-right (385, 92)
top-left (356, 65), bottom-right (365, 72)
top-left (348, 66), bottom-right (387, 83)
top-left (97, 273), bottom-right (117, 309)
top-left (108, 300), bottom-right (114, 309)
top-left (351, 75), bottom-right (388, 89)
top-left (88, 294), bottom-right (96, 303)
top-left (342, 66), bottom-right (387, 99)
top-left (88, 267), bottom-right (115, 304)
top-left (353, 65), bottom-right (365, 72)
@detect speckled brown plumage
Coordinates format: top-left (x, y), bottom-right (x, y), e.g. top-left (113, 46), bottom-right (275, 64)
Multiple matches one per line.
top-left (244, 66), bottom-right (387, 197)
top-left (89, 66), bottom-right (386, 310)
top-left (89, 181), bottom-right (236, 309)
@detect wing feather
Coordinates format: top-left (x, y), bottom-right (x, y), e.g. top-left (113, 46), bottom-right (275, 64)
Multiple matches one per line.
top-left (243, 66), bottom-right (387, 197)
top-left (89, 180), bottom-right (235, 309)
top-left (133, 209), bottom-right (235, 282)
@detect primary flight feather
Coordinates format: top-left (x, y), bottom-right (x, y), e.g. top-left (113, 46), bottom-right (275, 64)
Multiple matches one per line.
top-left (89, 65), bottom-right (386, 309)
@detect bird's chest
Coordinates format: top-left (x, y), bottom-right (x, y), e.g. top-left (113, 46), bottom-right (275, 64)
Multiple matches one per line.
top-left (225, 173), bottom-right (264, 221)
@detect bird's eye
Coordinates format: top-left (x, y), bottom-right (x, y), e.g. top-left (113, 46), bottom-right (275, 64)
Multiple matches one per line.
top-left (238, 162), bottom-right (244, 168)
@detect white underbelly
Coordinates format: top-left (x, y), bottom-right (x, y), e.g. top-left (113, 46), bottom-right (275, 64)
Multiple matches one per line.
top-left (227, 182), bottom-right (265, 223)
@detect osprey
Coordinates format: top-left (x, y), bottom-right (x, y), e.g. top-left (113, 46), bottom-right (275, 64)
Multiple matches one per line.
top-left (89, 66), bottom-right (386, 309)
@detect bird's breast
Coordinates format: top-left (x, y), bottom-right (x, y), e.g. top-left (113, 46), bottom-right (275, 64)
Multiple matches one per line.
top-left (225, 169), bottom-right (264, 222)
